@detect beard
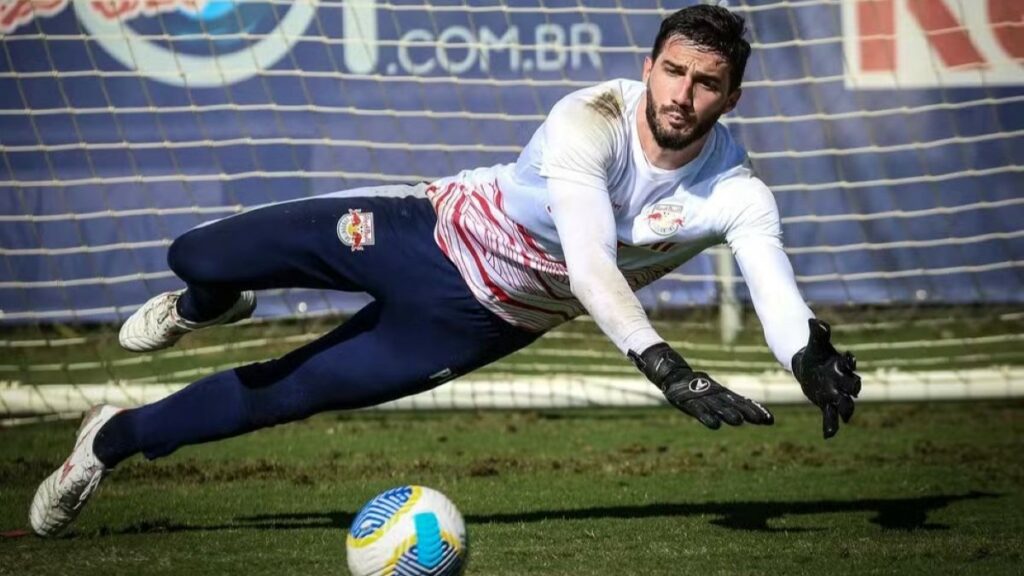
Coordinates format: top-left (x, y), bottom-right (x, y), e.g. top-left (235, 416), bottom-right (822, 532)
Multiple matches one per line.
top-left (645, 86), bottom-right (720, 151)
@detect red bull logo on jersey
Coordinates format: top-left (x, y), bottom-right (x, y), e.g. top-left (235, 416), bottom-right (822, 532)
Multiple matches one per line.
top-left (337, 209), bottom-right (375, 252)
top-left (645, 203), bottom-right (686, 237)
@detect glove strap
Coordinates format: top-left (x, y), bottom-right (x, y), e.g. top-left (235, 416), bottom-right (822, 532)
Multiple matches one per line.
top-left (628, 343), bottom-right (692, 391)
top-left (791, 347), bottom-right (807, 382)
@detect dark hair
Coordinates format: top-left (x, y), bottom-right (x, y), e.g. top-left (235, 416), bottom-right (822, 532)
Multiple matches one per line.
top-left (650, 4), bottom-right (750, 92)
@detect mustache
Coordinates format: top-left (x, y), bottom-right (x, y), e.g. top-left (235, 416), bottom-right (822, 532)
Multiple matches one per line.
top-left (658, 105), bottom-right (694, 121)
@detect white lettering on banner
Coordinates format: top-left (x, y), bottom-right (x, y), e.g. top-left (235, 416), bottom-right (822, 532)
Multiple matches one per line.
top-left (479, 27), bottom-right (522, 72)
top-left (4, 0), bottom-right (603, 84)
top-left (571, 24), bottom-right (603, 70)
top-left (398, 29), bottom-right (437, 75)
top-left (438, 27), bottom-right (478, 75)
top-left (394, 24), bottom-right (603, 75)
top-left (343, 0), bottom-right (379, 75)
top-left (842, 0), bottom-right (1024, 88)
top-left (536, 24), bottom-right (567, 71)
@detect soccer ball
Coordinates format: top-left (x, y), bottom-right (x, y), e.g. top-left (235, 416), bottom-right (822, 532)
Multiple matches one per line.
top-left (346, 485), bottom-right (468, 576)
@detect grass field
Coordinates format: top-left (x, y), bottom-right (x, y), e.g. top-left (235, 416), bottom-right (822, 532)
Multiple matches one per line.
top-left (4, 306), bottom-right (1023, 389)
top-left (1, 401), bottom-right (1022, 575)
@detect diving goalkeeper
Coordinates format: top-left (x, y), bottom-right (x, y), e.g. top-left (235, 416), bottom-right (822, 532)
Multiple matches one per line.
top-left (30, 4), bottom-right (861, 537)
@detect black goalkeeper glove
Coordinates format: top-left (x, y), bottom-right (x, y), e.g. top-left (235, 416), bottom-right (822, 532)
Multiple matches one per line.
top-left (629, 343), bottom-right (774, 430)
top-left (792, 319), bottom-right (862, 440)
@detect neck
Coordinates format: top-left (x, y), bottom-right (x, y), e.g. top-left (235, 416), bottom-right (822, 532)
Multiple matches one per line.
top-left (636, 95), bottom-right (710, 170)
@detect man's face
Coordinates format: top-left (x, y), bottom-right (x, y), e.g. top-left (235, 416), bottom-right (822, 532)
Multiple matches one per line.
top-left (642, 36), bottom-right (741, 150)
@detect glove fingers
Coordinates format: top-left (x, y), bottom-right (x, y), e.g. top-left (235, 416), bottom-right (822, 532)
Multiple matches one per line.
top-left (836, 373), bottom-right (861, 398)
top-left (841, 351), bottom-right (857, 372)
top-left (684, 400), bottom-right (722, 430)
top-left (716, 404), bottom-right (744, 426)
top-left (849, 373), bottom-right (862, 397)
top-left (704, 395), bottom-right (740, 425)
top-left (837, 353), bottom-right (862, 397)
top-left (822, 402), bottom-right (839, 439)
top-left (717, 392), bottom-right (775, 426)
top-left (718, 392), bottom-right (773, 425)
top-left (838, 394), bottom-right (855, 423)
top-left (734, 397), bottom-right (775, 425)
top-left (698, 412), bottom-right (722, 430)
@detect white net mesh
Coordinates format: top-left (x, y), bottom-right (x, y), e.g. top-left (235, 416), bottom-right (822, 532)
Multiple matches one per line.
top-left (1, 0), bottom-right (1022, 417)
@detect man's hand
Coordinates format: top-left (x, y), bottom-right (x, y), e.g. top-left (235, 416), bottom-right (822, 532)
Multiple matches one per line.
top-left (630, 343), bottom-right (774, 429)
top-left (792, 319), bottom-right (862, 439)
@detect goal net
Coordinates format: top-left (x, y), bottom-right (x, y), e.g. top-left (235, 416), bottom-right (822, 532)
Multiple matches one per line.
top-left (1, 0), bottom-right (1022, 418)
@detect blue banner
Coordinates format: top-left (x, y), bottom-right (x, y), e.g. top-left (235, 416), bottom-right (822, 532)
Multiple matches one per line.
top-left (1, 0), bottom-right (1021, 323)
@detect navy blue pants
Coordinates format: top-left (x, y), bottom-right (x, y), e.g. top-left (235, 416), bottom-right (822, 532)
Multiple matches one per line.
top-left (103, 186), bottom-right (542, 462)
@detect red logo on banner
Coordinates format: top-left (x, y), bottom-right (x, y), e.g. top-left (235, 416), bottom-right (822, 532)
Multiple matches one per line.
top-left (844, 0), bottom-right (1023, 87)
top-left (90, 1), bottom-right (205, 21)
top-left (1, 0), bottom-right (67, 33)
top-left (1, 1), bottom-right (208, 33)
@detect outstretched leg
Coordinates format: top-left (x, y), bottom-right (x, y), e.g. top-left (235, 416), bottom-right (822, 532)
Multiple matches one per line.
top-left (120, 191), bottom-right (533, 455)
top-left (31, 191), bottom-right (542, 536)
top-left (99, 295), bottom-right (538, 464)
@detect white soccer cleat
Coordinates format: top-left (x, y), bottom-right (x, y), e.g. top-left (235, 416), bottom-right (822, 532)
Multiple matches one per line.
top-left (118, 289), bottom-right (256, 352)
top-left (29, 405), bottom-right (124, 537)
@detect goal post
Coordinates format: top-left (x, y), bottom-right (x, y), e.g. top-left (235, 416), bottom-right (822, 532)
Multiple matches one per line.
top-left (1, 0), bottom-right (1022, 418)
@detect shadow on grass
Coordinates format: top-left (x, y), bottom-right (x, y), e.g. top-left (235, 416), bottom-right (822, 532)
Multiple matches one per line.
top-left (100, 491), bottom-right (996, 537)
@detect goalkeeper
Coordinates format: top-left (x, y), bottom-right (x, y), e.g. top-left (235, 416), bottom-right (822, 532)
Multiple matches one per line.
top-left (30, 4), bottom-right (861, 537)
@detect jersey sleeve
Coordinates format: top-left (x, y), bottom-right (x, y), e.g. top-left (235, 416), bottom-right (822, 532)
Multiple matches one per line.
top-left (717, 176), bottom-right (813, 369)
top-left (540, 88), bottom-right (663, 356)
top-left (547, 177), bottom-right (664, 355)
top-left (718, 174), bottom-right (784, 251)
top-left (539, 90), bottom-right (621, 190)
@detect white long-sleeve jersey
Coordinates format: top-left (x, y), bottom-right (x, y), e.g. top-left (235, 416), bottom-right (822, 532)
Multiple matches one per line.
top-left (427, 79), bottom-right (812, 369)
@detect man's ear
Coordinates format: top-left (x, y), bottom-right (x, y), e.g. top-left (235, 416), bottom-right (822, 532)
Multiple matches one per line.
top-left (642, 56), bottom-right (653, 84)
top-left (723, 88), bottom-right (742, 114)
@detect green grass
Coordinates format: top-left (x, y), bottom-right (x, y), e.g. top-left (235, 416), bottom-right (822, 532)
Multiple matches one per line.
top-left (1, 402), bottom-right (1022, 575)
top-left (3, 305), bottom-right (1023, 387)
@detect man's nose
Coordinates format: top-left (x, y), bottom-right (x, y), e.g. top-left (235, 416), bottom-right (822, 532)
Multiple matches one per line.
top-left (671, 76), bottom-right (694, 109)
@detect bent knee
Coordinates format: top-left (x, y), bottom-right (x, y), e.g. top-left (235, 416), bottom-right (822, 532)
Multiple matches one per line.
top-left (167, 227), bottom-right (224, 284)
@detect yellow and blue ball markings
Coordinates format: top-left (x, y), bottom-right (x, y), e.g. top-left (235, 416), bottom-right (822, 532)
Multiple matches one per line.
top-left (347, 485), bottom-right (423, 549)
top-left (413, 512), bottom-right (442, 568)
top-left (385, 528), bottom-right (464, 576)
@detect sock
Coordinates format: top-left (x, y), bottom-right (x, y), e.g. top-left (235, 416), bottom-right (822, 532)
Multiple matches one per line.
top-left (176, 285), bottom-right (239, 322)
top-left (92, 411), bottom-right (139, 468)
top-left (92, 369), bottom-right (270, 463)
